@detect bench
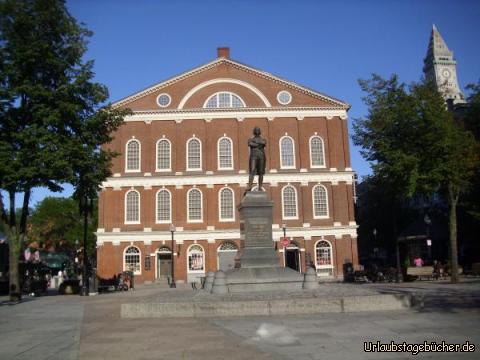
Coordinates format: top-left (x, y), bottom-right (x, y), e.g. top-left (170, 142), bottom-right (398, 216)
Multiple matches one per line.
top-left (407, 266), bottom-right (437, 281)
top-left (465, 263), bottom-right (480, 277)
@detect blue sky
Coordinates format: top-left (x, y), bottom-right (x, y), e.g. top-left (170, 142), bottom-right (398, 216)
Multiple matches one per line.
top-left (13, 0), bottom-right (480, 207)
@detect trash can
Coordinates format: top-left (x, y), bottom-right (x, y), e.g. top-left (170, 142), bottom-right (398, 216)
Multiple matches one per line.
top-left (89, 268), bottom-right (98, 295)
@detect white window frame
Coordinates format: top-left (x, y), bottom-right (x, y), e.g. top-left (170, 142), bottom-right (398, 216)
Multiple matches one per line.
top-left (309, 135), bottom-right (326, 168)
top-left (203, 91), bottom-right (246, 108)
top-left (218, 187), bottom-right (235, 222)
top-left (277, 90), bottom-right (292, 105)
top-left (312, 185), bottom-right (329, 219)
top-left (186, 137), bottom-right (202, 171)
top-left (124, 190), bottom-right (141, 224)
top-left (155, 138), bottom-right (172, 172)
top-left (187, 244), bottom-right (205, 274)
top-left (123, 245), bottom-right (141, 275)
top-left (187, 188), bottom-right (203, 223)
top-left (279, 135), bottom-right (296, 169)
top-left (155, 188), bottom-right (172, 224)
top-left (281, 185), bottom-right (298, 220)
top-left (156, 93), bottom-right (171, 108)
top-left (314, 239), bottom-right (334, 275)
top-left (217, 136), bottom-right (234, 170)
top-left (125, 139), bottom-right (141, 173)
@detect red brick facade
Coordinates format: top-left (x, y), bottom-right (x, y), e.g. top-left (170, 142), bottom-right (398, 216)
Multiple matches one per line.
top-left (97, 49), bottom-right (358, 284)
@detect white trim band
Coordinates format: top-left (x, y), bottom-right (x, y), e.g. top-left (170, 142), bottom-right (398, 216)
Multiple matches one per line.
top-left (101, 171), bottom-right (354, 188)
top-left (96, 226), bottom-right (357, 245)
top-left (123, 108), bottom-right (348, 122)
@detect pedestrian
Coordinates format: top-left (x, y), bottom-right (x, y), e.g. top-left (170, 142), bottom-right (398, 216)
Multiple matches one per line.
top-left (413, 256), bottom-right (424, 267)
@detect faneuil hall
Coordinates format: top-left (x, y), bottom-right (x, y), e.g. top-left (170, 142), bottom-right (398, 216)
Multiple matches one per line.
top-left (96, 48), bottom-right (358, 284)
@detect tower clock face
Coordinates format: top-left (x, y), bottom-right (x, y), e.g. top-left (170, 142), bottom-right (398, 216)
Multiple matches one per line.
top-left (442, 69), bottom-right (451, 78)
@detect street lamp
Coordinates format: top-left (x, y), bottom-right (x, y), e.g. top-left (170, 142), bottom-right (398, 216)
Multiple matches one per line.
top-left (372, 228), bottom-right (377, 255)
top-left (424, 214), bottom-right (432, 262)
top-left (282, 223), bottom-right (287, 267)
top-left (395, 238), bottom-right (403, 283)
top-left (169, 223), bottom-right (176, 288)
top-left (80, 196), bottom-right (90, 296)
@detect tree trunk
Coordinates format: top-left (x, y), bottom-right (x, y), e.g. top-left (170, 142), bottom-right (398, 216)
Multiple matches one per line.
top-left (392, 200), bottom-right (402, 282)
top-left (8, 189), bottom-right (31, 302)
top-left (448, 184), bottom-right (459, 284)
top-left (8, 228), bottom-right (21, 301)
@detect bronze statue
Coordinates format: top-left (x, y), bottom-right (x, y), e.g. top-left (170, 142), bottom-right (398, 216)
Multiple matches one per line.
top-left (246, 126), bottom-right (266, 192)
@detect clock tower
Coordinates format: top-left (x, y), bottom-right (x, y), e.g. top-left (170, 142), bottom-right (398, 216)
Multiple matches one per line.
top-left (423, 24), bottom-right (465, 105)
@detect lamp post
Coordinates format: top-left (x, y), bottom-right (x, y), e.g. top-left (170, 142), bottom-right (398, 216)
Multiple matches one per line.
top-left (395, 238), bottom-right (402, 283)
top-left (80, 195), bottom-right (90, 296)
top-left (373, 228), bottom-right (377, 258)
top-left (169, 223), bottom-right (176, 288)
top-left (424, 214), bottom-right (432, 262)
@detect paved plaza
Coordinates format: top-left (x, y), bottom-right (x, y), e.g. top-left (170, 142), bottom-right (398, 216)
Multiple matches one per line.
top-left (0, 280), bottom-right (479, 359)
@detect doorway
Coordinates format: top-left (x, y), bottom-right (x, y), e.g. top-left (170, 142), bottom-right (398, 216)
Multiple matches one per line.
top-left (156, 247), bottom-right (172, 280)
top-left (285, 246), bottom-right (300, 272)
top-left (217, 241), bottom-right (238, 272)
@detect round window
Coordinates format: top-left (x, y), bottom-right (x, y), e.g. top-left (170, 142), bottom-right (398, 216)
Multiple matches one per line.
top-left (157, 93), bottom-right (171, 107)
top-left (277, 91), bottom-right (292, 105)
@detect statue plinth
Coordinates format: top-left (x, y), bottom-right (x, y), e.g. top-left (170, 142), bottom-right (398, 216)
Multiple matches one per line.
top-left (221, 191), bottom-right (304, 292)
top-left (238, 191), bottom-right (279, 268)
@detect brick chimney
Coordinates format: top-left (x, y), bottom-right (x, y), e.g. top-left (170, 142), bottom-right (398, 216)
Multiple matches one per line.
top-left (217, 47), bottom-right (230, 59)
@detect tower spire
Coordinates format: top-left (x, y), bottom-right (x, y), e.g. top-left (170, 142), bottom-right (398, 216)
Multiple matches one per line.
top-left (423, 25), bottom-right (465, 104)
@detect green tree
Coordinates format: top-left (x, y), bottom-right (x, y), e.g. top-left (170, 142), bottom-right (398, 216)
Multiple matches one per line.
top-left (460, 82), bottom-right (480, 224)
top-left (29, 196), bottom-right (98, 258)
top-left (29, 197), bottom-right (82, 249)
top-left (0, 0), bottom-right (126, 301)
top-left (353, 75), bottom-right (479, 283)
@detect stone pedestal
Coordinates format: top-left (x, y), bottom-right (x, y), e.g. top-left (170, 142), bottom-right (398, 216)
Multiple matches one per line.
top-left (238, 191), bottom-right (278, 268)
top-left (223, 191), bottom-right (303, 292)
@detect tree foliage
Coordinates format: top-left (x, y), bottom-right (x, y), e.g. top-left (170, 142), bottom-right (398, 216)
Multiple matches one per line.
top-left (0, 0), bottom-right (127, 301)
top-left (353, 74), bottom-right (479, 282)
top-left (460, 82), bottom-right (480, 221)
top-left (28, 197), bottom-right (97, 253)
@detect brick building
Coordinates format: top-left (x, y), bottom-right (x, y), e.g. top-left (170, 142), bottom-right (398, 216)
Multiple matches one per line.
top-left (96, 48), bottom-right (358, 284)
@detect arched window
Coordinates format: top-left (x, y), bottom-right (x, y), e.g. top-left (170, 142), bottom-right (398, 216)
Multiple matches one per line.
top-left (126, 139), bottom-right (141, 172)
top-left (187, 245), bottom-right (204, 272)
top-left (156, 189), bottom-right (171, 223)
top-left (156, 138), bottom-right (171, 171)
top-left (280, 136), bottom-right (295, 169)
top-left (125, 190), bottom-right (140, 224)
top-left (282, 185), bottom-right (298, 219)
top-left (219, 187), bottom-right (234, 221)
top-left (204, 92), bottom-right (245, 108)
top-left (217, 137), bottom-right (233, 169)
top-left (124, 246), bottom-right (141, 274)
top-left (312, 185), bottom-right (329, 218)
top-left (187, 138), bottom-right (202, 170)
top-left (310, 136), bottom-right (325, 168)
top-left (315, 240), bottom-right (333, 277)
top-left (187, 188), bottom-right (203, 222)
